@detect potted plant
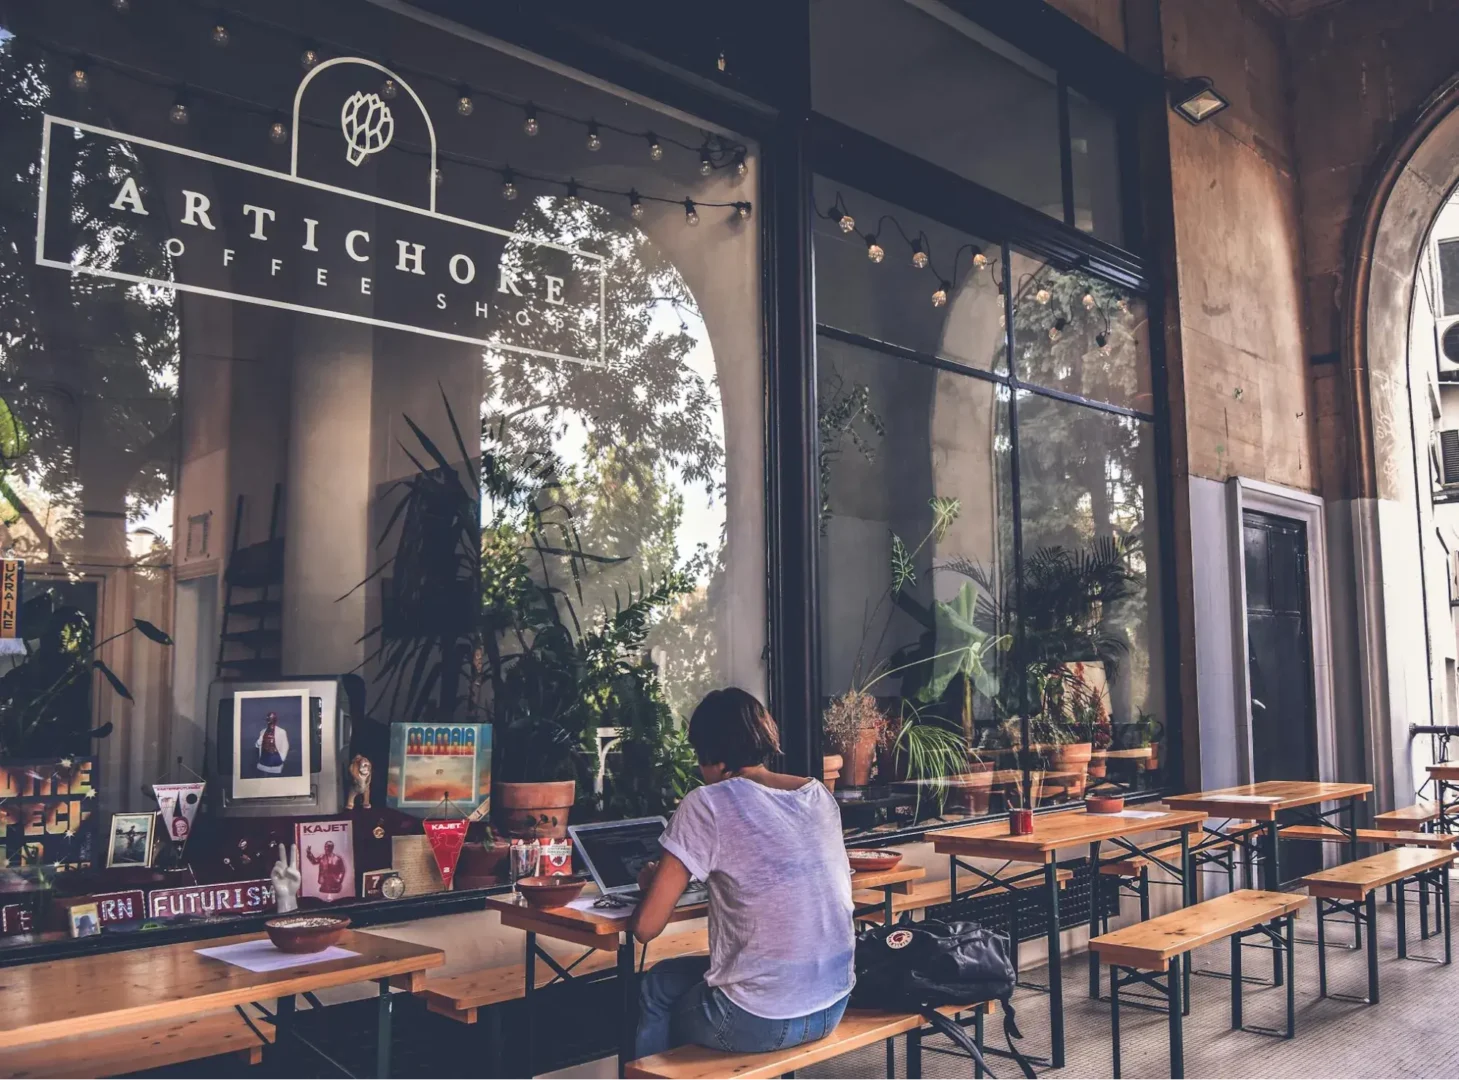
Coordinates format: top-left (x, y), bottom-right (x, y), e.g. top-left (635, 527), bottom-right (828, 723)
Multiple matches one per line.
top-left (822, 690), bottom-right (889, 787)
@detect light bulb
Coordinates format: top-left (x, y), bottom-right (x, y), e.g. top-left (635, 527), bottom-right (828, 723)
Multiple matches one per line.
top-left (523, 106), bottom-right (539, 136)
top-left (69, 63), bottom-right (89, 91)
top-left (1117, 297), bottom-right (1130, 314)
top-left (973, 251), bottom-right (988, 269)
top-left (684, 199), bottom-right (699, 226)
top-left (836, 211), bottom-right (855, 234)
top-left (586, 122), bottom-right (601, 151)
top-left (911, 244), bottom-right (928, 270)
top-left (699, 150), bottom-right (712, 176)
top-left (1035, 288), bottom-right (1051, 305)
top-left (381, 77), bottom-right (399, 100)
top-left (211, 23), bottom-right (229, 46)
top-left (300, 46), bottom-right (320, 69)
top-left (866, 237), bottom-right (884, 263)
top-left (629, 192), bottom-right (644, 219)
top-left (169, 98), bottom-right (189, 125)
top-left (932, 282), bottom-right (949, 308)
top-left (1048, 325), bottom-right (1062, 342)
top-left (1083, 292), bottom-right (1096, 311)
top-left (456, 89), bottom-right (474, 116)
top-left (1095, 332), bottom-right (1109, 349)
top-left (501, 171), bottom-right (518, 200)
top-left (735, 154), bottom-right (747, 178)
top-left (268, 118), bottom-right (288, 144)
top-left (647, 134), bottom-right (663, 161)
top-left (736, 202), bottom-right (751, 220)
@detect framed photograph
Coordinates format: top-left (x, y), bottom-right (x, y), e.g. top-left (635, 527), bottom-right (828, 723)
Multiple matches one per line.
top-left (386, 723), bottom-right (491, 819)
top-left (105, 812), bottom-right (156, 869)
top-left (67, 901), bottom-right (101, 939)
top-left (231, 688), bottom-right (312, 800)
top-left (296, 819), bottom-right (355, 902)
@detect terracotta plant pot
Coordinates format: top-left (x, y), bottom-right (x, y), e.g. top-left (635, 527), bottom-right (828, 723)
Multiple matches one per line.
top-left (455, 841), bottom-right (511, 889)
top-left (838, 726), bottom-right (880, 787)
top-left (1088, 750), bottom-right (1108, 779)
top-left (822, 754), bottom-right (844, 791)
top-left (1085, 794), bottom-right (1125, 814)
top-left (948, 761), bottom-right (995, 816)
top-left (496, 780), bottom-right (576, 839)
top-left (1052, 741), bottom-right (1093, 799)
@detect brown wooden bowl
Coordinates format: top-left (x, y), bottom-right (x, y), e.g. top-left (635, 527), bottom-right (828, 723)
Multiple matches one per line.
top-left (265, 914), bottom-right (350, 953)
top-left (1085, 795), bottom-right (1126, 815)
top-left (517, 875), bottom-right (588, 909)
top-left (848, 849), bottom-right (904, 873)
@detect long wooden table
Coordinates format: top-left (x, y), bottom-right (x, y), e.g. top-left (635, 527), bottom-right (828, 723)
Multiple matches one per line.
top-left (486, 865), bottom-right (925, 1077)
top-left (931, 806), bottom-right (1207, 1069)
top-left (0, 929), bottom-right (444, 1077)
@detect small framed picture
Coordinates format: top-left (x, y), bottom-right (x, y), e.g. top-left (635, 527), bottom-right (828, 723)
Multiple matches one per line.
top-left (68, 901), bottom-right (101, 939)
top-left (231, 688), bottom-right (312, 800)
top-left (106, 812), bottom-right (157, 869)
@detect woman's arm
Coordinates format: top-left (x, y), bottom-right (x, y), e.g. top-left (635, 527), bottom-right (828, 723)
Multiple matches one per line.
top-left (629, 852), bottom-right (692, 943)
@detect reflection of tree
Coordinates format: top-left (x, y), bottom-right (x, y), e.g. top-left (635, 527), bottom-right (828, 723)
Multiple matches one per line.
top-left (483, 197), bottom-right (727, 711)
top-left (0, 40), bottom-right (178, 560)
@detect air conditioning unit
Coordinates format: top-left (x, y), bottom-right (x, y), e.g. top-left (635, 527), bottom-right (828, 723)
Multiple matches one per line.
top-left (1440, 316), bottom-right (1459, 374)
top-left (1440, 428), bottom-right (1459, 486)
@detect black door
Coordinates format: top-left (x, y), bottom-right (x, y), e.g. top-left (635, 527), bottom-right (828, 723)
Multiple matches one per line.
top-left (1243, 510), bottom-right (1319, 880)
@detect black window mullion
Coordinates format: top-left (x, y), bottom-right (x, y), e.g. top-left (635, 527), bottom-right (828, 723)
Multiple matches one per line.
top-left (1003, 240), bottom-right (1030, 809)
top-left (1057, 76), bottom-right (1076, 228)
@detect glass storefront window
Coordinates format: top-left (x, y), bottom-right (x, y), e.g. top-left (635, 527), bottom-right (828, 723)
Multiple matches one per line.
top-left (1069, 89), bottom-right (1124, 245)
top-left (0, 0), bottom-right (764, 926)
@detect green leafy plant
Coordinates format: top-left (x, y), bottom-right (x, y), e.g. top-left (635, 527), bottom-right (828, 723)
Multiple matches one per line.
top-left (817, 375), bottom-right (885, 533)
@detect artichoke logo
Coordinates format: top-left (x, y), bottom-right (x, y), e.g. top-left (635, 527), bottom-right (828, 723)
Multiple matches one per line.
top-left (340, 91), bottom-right (394, 166)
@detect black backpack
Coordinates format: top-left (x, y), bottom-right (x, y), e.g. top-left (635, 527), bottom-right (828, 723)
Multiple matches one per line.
top-left (849, 919), bottom-right (1036, 1078)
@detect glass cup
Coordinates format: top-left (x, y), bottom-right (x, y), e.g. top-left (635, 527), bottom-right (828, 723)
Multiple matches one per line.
top-left (510, 841), bottom-right (540, 898)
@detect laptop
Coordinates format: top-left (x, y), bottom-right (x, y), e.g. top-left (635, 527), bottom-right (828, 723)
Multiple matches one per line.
top-left (568, 816), bottom-right (709, 909)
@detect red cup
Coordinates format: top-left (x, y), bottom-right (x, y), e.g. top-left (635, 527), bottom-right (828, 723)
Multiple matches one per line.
top-left (1009, 808), bottom-right (1034, 836)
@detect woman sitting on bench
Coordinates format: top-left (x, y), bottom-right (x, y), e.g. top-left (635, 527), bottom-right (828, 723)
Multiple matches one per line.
top-left (630, 688), bottom-right (854, 1059)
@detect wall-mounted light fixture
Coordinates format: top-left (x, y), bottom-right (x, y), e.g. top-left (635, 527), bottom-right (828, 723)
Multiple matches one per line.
top-left (1169, 76), bottom-right (1229, 125)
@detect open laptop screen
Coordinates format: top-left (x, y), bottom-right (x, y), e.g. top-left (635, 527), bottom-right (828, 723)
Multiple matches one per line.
top-left (575, 819), bottom-right (666, 891)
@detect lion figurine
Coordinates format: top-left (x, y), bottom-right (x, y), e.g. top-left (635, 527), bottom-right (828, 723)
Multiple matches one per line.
top-left (347, 754), bottom-right (372, 810)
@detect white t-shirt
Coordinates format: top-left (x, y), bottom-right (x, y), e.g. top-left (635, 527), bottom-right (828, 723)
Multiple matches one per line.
top-left (659, 777), bottom-right (854, 1019)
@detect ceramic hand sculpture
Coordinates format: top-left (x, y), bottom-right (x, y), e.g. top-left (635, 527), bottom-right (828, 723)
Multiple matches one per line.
top-left (271, 843), bottom-right (302, 913)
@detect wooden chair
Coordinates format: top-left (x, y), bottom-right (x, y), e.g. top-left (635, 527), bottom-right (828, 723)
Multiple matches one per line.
top-left (1, 1007), bottom-right (273, 1079)
top-left (1298, 846), bottom-right (1456, 1005)
top-left (1090, 889), bottom-right (1307, 1079)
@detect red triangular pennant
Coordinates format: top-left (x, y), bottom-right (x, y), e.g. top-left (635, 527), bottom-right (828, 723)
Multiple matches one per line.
top-left (423, 818), bottom-right (468, 890)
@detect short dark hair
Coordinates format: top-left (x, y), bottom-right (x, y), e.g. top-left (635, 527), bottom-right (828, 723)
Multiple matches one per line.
top-left (687, 688), bottom-right (781, 772)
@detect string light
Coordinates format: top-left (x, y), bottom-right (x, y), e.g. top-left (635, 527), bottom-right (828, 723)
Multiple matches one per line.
top-left (501, 168), bottom-right (518, 200)
top-left (734, 153), bottom-right (748, 178)
top-left (456, 86), bottom-right (474, 116)
top-left (268, 113), bottom-right (288, 144)
top-left (1035, 288), bottom-right (1051, 304)
top-left (684, 199), bottom-right (699, 226)
top-left (834, 207), bottom-right (855, 234)
top-left (865, 236), bottom-right (885, 263)
top-left (736, 202), bottom-right (751, 220)
top-left (973, 251), bottom-right (988, 269)
top-left (523, 103), bottom-right (539, 136)
top-left (586, 120), bottom-right (602, 152)
top-left (629, 190), bottom-right (644, 219)
top-left (69, 58), bottom-right (89, 91)
top-left (932, 281), bottom-right (950, 308)
top-left (647, 134), bottom-right (663, 161)
top-left (300, 42), bottom-right (321, 69)
top-left (381, 76), bottom-right (399, 100)
top-left (699, 149), bottom-right (713, 176)
top-left (1083, 292), bottom-right (1096, 311)
top-left (211, 22), bottom-right (230, 47)
top-left (911, 240), bottom-right (928, 269)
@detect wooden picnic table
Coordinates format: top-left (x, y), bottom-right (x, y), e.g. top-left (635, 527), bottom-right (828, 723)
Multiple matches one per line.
top-left (931, 806), bottom-right (1206, 1069)
top-left (0, 929), bottom-right (443, 1077)
top-left (485, 865), bottom-right (926, 1077)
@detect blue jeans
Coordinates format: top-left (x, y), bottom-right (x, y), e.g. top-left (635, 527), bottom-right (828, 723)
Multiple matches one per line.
top-left (634, 955), bottom-right (850, 1060)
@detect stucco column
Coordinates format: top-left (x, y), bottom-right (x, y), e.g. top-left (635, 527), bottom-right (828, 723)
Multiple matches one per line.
top-left (280, 320), bottom-right (374, 675)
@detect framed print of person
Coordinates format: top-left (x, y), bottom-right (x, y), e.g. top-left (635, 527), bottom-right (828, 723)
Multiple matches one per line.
top-left (106, 812), bottom-right (156, 868)
top-left (295, 819), bottom-right (355, 902)
top-left (231, 688), bottom-right (312, 800)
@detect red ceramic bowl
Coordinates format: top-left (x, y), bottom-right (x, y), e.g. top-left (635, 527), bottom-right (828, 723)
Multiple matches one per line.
top-left (848, 849), bottom-right (904, 873)
top-left (265, 914), bottom-right (350, 953)
top-left (517, 875), bottom-right (588, 909)
top-left (1085, 795), bottom-right (1126, 815)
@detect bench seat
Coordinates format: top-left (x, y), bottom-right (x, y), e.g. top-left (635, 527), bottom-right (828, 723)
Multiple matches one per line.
top-left (624, 1003), bottom-right (991, 1079)
top-left (1298, 847), bottom-right (1456, 900)
top-left (852, 870), bottom-right (1071, 924)
top-left (1, 1008), bottom-right (273, 1079)
top-left (1283, 824), bottom-right (1455, 849)
top-left (1373, 803), bottom-right (1440, 830)
top-left (419, 928), bottom-right (709, 1023)
top-left (1098, 831), bottom-right (1237, 878)
top-left (1090, 888), bottom-right (1306, 972)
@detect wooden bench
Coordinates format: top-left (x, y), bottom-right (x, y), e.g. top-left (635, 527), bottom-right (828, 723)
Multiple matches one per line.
top-left (852, 869), bottom-right (1072, 925)
top-left (1373, 803), bottom-right (1440, 830)
top-left (418, 928), bottom-right (709, 1024)
top-left (1283, 824), bottom-right (1455, 848)
top-left (1, 1007), bottom-right (274, 1078)
top-left (1299, 846), bottom-right (1456, 1004)
top-left (623, 1003), bottom-right (993, 1079)
top-left (1090, 889), bottom-right (1307, 1079)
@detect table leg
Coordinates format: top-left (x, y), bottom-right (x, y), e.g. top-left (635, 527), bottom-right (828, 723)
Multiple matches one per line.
top-left (1284, 914), bottom-right (1295, 1038)
top-left (1230, 933), bottom-right (1242, 1029)
top-left (905, 1024), bottom-right (922, 1079)
top-left (376, 979), bottom-right (393, 1079)
top-left (1110, 966), bottom-right (1122, 1079)
top-left (1180, 826), bottom-right (1192, 1003)
top-left (1168, 954), bottom-right (1184, 1080)
top-left (1398, 876), bottom-right (1408, 959)
top-left (1088, 840), bottom-right (1102, 1000)
top-left (274, 993), bottom-right (295, 1065)
top-left (949, 855), bottom-right (958, 901)
top-left (1444, 863), bottom-right (1453, 965)
top-left (884, 885), bottom-right (894, 928)
top-left (1263, 822), bottom-right (1283, 986)
top-left (1046, 858), bottom-right (1064, 1069)
top-left (1366, 890), bottom-right (1380, 1004)
top-left (618, 936), bottom-right (637, 1079)
top-left (524, 931), bottom-right (536, 1077)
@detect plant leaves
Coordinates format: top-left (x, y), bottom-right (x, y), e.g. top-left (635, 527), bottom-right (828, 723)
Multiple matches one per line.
top-left (132, 618), bottom-right (173, 646)
top-left (929, 496), bottom-right (961, 542)
top-left (94, 659), bottom-right (133, 701)
top-left (89, 721), bottom-right (114, 739)
top-left (890, 533), bottom-right (916, 593)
